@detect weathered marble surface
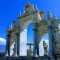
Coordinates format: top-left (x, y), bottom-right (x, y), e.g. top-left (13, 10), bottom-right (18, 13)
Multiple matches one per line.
top-left (5, 2), bottom-right (60, 60)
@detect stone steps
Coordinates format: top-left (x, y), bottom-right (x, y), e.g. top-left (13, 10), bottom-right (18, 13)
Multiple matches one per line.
top-left (2, 56), bottom-right (50, 60)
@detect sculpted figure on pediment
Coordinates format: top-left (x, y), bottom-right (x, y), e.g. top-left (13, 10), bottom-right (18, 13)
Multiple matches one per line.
top-left (13, 20), bottom-right (17, 28)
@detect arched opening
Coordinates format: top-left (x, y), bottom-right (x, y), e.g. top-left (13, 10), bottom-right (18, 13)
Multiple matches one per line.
top-left (27, 23), bottom-right (33, 43)
top-left (20, 20), bottom-right (33, 56)
top-left (27, 23), bottom-right (33, 56)
top-left (43, 33), bottom-right (49, 52)
top-left (39, 33), bottom-right (49, 56)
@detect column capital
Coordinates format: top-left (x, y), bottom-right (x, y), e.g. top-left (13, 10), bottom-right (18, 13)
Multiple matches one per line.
top-left (32, 28), bottom-right (37, 31)
top-left (15, 29), bottom-right (20, 35)
top-left (15, 32), bottom-right (19, 34)
top-left (47, 25), bottom-right (53, 28)
top-left (32, 22), bottom-right (39, 27)
top-left (47, 22), bottom-right (53, 27)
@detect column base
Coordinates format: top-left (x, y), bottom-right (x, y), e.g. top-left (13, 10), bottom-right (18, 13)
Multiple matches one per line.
top-left (49, 54), bottom-right (55, 60)
top-left (33, 54), bottom-right (38, 57)
top-left (14, 54), bottom-right (18, 57)
top-left (35, 54), bottom-right (38, 57)
top-left (18, 54), bottom-right (20, 56)
top-left (5, 53), bottom-right (9, 56)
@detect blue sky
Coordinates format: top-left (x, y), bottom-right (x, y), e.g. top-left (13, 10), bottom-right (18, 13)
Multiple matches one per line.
top-left (0, 0), bottom-right (60, 52)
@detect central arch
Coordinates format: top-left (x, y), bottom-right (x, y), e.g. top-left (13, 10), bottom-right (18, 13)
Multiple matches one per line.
top-left (20, 20), bottom-right (33, 56)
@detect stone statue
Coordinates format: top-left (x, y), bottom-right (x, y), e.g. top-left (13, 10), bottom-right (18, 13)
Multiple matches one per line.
top-left (13, 20), bottom-right (17, 28)
top-left (24, 2), bottom-right (34, 13)
top-left (47, 11), bottom-right (52, 20)
top-left (43, 41), bottom-right (48, 56)
top-left (7, 25), bottom-right (10, 30)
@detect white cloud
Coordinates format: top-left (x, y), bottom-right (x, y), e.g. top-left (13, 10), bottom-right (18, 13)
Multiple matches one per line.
top-left (0, 38), bottom-right (6, 45)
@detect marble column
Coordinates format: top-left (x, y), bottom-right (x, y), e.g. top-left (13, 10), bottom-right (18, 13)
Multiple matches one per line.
top-left (5, 33), bottom-right (10, 56)
top-left (33, 28), bottom-right (37, 56)
top-left (33, 22), bottom-right (39, 56)
top-left (48, 24), bottom-right (55, 60)
top-left (14, 32), bottom-right (18, 56)
top-left (5, 34), bottom-right (8, 56)
top-left (17, 33), bottom-right (20, 56)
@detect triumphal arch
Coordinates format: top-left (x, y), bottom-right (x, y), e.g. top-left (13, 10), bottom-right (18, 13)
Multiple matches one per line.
top-left (3, 2), bottom-right (60, 60)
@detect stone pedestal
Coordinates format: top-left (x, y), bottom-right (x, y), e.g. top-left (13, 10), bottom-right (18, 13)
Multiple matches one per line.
top-left (27, 50), bottom-right (33, 56)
